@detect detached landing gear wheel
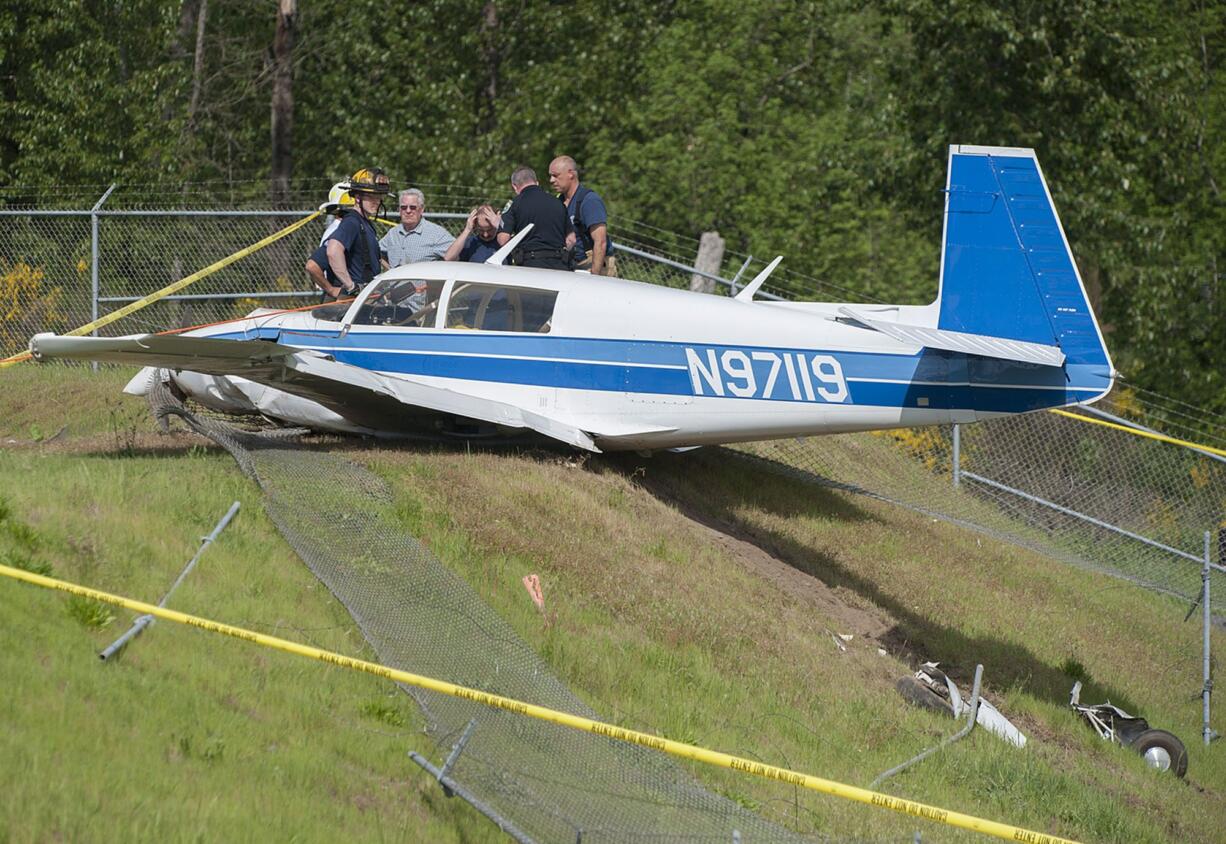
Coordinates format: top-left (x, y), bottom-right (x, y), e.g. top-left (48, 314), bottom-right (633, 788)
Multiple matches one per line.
top-left (1130, 729), bottom-right (1188, 778)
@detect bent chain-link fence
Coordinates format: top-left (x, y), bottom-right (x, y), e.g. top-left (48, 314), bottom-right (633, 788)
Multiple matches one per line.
top-left (147, 381), bottom-right (828, 844)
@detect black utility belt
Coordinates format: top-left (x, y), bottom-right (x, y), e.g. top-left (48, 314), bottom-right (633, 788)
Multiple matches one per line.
top-left (521, 248), bottom-right (567, 258)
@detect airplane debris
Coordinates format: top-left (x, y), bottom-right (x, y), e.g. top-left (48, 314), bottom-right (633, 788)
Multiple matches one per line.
top-left (912, 662), bottom-right (1026, 748)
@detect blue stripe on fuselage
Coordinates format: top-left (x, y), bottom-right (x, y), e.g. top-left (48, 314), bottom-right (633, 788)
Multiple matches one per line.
top-left (207, 328), bottom-right (1107, 413)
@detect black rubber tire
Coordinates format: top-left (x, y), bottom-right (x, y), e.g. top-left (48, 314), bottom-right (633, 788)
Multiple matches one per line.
top-left (1130, 729), bottom-right (1188, 778)
top-left (895, 677), bottom-right (954, 716)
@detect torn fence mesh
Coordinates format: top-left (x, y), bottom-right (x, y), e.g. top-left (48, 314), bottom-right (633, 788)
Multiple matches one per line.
top-left (147, 379), bottom-right (828, 844)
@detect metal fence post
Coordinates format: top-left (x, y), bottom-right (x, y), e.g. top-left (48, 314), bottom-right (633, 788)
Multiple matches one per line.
top-left (89, 184), bottom-right (117, 372)
top-left (1205, 531), bottom-right (1214, 746)
top-left (728, 255), bottom-right (754, 296)
top-left (952, 423), bottom-right (961, 489)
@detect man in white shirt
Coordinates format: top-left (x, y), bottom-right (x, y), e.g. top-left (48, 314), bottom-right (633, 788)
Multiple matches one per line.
top-left (378, 188), bottom-right (454, 269)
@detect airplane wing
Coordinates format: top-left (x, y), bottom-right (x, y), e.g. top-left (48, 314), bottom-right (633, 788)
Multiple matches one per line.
top-left (29, 333), bottom-right (604, 451)
top-left (837, 307), bottom-right (1065, 367)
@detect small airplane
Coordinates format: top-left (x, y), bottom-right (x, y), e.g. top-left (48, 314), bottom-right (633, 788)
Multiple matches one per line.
top-left (31, 145), bottom-right (1114, 453)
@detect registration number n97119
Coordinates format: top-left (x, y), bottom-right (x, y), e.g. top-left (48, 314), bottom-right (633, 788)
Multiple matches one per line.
top-left (684, 348), bottom-right (849, 403)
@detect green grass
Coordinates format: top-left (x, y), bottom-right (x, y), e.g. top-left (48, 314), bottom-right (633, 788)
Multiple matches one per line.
top-left (0, 369), bottom-right (504, 843)
top-left (1, 365), bottom-right (1223, 842)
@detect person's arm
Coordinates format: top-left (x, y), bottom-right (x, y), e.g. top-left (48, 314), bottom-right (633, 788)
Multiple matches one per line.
top-left (326, 239), bottom-right (357, 293)
top-left (444, 211), bottom-right (477, 262)
top-left (378, 231), bottom-right (392, 272)
top-left (306, 257), bottom-right (340, 299)
top-left (589, 223), bottom-right (608, 275)
top-left (496, 201), bottom-right (516, 247)
top-left (431, 220), bottom-right (461, 260)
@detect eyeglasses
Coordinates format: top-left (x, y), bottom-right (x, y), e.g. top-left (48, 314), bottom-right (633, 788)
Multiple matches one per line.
top-left (400, 204), bottom-right (421, 211)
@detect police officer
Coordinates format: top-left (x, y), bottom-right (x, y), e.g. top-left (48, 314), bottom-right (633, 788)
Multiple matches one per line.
top-left (496, 166), bottom-right (573, 271)
top-left (319, 168), bottom-right (389, 297)
top-left (549, 155), bottom-right (616, 276)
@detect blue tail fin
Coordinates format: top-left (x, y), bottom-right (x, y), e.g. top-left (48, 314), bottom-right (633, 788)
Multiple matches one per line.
top-left (936, 145), bottom-right (1113, 397)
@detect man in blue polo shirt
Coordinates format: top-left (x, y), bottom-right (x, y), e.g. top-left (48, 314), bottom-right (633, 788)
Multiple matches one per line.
top-left (549, 155), bottom-right (616, 277)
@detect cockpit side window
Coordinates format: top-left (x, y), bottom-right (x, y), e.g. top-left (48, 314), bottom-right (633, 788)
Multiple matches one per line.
top-left (351, 278), bottom-right (445, 328)
top-left (445, 282), bottom-right (557, 333)
top-left (310, 300), bottom-right (350, 323)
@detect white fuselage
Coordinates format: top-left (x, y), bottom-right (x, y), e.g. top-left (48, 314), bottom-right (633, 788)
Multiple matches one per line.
top-left (137, 261), bottom-right (1101, 450)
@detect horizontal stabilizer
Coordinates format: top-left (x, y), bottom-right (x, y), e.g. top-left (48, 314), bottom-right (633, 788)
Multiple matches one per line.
top-left (838, 307), bottom-right (1065, 367)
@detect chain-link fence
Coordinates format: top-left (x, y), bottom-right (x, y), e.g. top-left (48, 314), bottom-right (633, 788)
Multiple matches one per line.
top-left (733, 399), bottom-right (1225, 606)
top-left (2, 184), bottom-right (1222, 831)
top-left (0, 184), bottom-right (866, 358)
top-left (149, 383), bottom-right (834, 844)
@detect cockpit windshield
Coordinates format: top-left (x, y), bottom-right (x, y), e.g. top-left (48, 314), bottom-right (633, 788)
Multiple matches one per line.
top-left (351, 278), bottom-right (445, 328)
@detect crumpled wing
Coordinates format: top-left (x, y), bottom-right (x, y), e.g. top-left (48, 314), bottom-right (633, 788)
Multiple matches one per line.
top-left (30, 333), bottom-right (602, 451)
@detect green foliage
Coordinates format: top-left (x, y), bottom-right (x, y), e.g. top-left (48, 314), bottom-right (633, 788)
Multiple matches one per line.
top-left (359, 697), bottom-right (409, 728)
top-left (886, 0), bottom-right (1225, 420)
top-left (64, 594), bottom-right (115, 629)
top-left (0, 548), bottom-right (52, 577)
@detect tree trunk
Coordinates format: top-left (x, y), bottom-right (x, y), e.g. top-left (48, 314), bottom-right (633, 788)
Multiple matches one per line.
top-left (270, 0), bottom-right (297, 208)
top-left (186, 0), bottom-right (208, 131)
top-left (171, 0), bottom-right (200, 61)
top-left (477, 1), bottom-right (499, 134)
top-left (690, 231), bottom-right (726, 294)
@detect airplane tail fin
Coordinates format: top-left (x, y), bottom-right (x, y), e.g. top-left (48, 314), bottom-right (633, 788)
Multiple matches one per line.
top-left (935, 145), bottom-right (1114, 400)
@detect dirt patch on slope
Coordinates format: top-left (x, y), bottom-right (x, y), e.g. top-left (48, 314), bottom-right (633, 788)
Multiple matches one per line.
top-left (643, 476), bottom-right (894, 643)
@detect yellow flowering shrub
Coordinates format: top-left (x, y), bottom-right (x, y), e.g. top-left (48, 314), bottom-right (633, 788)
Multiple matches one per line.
top-left (869, 426), bottom-right (950, 473)
top-left (0, 260), bottom-right (67, 356)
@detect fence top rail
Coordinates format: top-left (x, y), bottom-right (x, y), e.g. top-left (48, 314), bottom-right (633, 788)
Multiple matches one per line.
top-left (0, 208), bottom-right (473, 218)
top-left (0, 207), bottom-right (737, 294)
top-left (1074, 405), bottom-right (1226, 466)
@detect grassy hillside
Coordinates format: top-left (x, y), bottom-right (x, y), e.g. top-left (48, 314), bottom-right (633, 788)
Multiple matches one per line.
top-left (1, 365), bottom-right (1223, 842)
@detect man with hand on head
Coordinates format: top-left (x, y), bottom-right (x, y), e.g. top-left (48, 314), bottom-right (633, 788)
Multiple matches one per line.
top-left (444, 204), bottom-right (502, 263)
top-left (549, 155), bottom-right (616, 276)
top-left (379, 188), bottom-right (453, 269)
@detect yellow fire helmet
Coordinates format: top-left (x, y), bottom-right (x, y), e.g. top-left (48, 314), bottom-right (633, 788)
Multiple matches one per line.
top-left (319, 182), bottom-right (355, 212)
top-left (346, 168), bottom-right (391, 196)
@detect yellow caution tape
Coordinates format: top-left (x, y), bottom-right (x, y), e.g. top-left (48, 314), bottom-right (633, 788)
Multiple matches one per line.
top-left (0, 212), bottom-right (321, 369)
top-left (1049, 408), bottom-right (1226, 459)
top-left (0, 561), bottom-right (1080, 844)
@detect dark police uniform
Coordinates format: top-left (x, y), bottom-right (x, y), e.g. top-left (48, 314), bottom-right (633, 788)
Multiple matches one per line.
top-left (500, 184), bottom-right (573, 271)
